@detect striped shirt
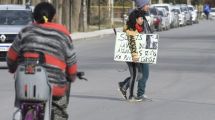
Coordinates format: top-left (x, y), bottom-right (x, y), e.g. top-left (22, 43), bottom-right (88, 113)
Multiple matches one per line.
top-left (7, 22), bottom-right (77, 84)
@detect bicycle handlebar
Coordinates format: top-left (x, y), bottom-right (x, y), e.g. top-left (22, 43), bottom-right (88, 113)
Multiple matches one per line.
top-left (77, 72), bottom-right (88, 81)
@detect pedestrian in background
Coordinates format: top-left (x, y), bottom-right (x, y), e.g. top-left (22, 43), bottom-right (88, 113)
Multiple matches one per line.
top-left (203, 3), bottom-right (211, 20)
top-left (118, 0), bottom-right (152, 102)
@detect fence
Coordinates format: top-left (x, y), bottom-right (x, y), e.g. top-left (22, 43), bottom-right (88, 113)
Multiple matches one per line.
top-left (87, 0), bottom-right (134, 31)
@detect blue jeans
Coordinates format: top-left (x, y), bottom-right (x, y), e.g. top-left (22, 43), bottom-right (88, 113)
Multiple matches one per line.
top-left (137, 63), bottom-right (149, 97)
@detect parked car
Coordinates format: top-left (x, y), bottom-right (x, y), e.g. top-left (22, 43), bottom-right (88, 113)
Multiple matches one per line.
top-left (152, 4), bottom-right (175, 28)
top-left (157, 7), bottom-right (170, 30)
top-left (176, 4), bottom-right (192, 25)
top-left (171, 9), bottom-right (180, 28)
top-left (145, 12), bottom-right (155, 32)
top-left (0, 4), bottom-right (33, 66)
top-left (209, 8), bottom-right (215, 20)
top-left (172, 6), bottom-right (186, 26)
top-left (188, 5), bottom-right (198, 23)
top-left (150, 7), bottom-right (162, 31)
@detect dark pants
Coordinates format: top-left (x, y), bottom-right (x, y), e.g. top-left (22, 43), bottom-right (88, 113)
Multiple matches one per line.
top-left (204, 12), bottom-right (209, 19)
top-left (51, 82), bottom-right (71, 120)
top-left (120, 62), bottom-right (149, 97)
top-left (128, 62), bottom-right (138, 98)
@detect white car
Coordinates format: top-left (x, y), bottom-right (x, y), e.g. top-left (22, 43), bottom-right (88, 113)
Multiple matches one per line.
top-left (209, 8), bottom-right (215, 20)
top-left (188, 5), bottom-right (198, 23)
top-left (173, 6), bottom-right (186, 26)
top-left (176, 4), bottom-right (192, 25)
top-left (157, 7), bottom-right (170, 30)
top-left (152, 4), bottom-right (174, 28)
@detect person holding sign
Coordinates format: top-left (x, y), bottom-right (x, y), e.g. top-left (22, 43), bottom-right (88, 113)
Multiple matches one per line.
top-left (118, 0), bottom-right (152, 102)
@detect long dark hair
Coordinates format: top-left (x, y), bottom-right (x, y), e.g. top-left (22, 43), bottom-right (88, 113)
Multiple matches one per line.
top-left (126, 9), bottom-right (145, 31)
top-left (33, 2), bottom-right (56, 23)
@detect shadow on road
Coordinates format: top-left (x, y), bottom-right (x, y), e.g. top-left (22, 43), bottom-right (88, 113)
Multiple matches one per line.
top-left (0, 67), bottom-right (8, 69)
top-left (70, 94), bottom-right (124, 102)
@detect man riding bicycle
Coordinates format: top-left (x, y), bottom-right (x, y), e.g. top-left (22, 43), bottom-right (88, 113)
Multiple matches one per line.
top-left (7, 2), bottom-right (77, 120)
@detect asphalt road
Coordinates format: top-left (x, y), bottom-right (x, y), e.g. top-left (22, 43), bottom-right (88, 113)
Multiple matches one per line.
top-left (0, 20), bottom-right (215, 120)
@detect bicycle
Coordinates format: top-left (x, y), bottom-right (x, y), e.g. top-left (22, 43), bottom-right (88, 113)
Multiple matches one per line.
top-left (12, 52), bottom-right (86, 120)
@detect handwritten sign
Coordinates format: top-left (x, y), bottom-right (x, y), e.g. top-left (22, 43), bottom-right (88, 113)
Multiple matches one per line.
top-left (114, 32), bottom-right (159, 64)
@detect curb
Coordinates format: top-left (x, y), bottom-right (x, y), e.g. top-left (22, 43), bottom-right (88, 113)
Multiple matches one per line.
top-left (71, 27), bottom-right (122, 40)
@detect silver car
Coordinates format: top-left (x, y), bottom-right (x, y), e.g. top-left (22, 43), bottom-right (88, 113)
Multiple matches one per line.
top-left (0, 4), bottom-right (33, 67)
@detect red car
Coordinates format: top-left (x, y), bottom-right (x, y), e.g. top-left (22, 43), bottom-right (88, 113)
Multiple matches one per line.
top-left (150, 7), bottom-right (162, 31)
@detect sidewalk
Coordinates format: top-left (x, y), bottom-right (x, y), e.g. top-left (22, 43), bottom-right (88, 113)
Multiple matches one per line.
top-left (71, 27), bottom-right (122, 40)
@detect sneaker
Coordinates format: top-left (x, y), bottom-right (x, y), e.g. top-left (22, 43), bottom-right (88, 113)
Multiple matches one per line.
top-left (128, 96), bottom-right (136, 102)
top-left (143, 94), bottom-right (148, 99)
top-left (135, 95), bottom-right (149, 102)
top-left (118, 82), bottom-right (127, 100)
top-left (13, 108), bottom-right (21, 120)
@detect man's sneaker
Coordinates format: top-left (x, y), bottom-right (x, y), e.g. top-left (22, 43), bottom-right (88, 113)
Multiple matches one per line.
top-left (135, 95), bottom-right (149, 102)
top-left (118, 82), bottom-right (127, 100)
top-left (128, 96), bottom-right (136, 102)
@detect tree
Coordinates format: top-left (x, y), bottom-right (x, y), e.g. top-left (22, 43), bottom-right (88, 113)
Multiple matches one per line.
top-left (79, 0), bottom-right (88, 32)
top-left (62, 0), bottom-right (71, 31)
top-left (71, 0), bottom-right (82, 32)
top-left (52, 0), bottom-right (63, 24)
top-left (31, 0), bottom-right (42, 5)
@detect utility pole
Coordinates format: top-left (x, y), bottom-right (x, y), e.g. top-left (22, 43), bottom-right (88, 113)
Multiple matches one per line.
top-left (187, 0), bottom-right (191, 5)
top-left (132, 1), bottom-right (135, 9)
top-left (108, 0), bottom-right (111, 18)
top-left (159, 0), bottom-right (163, 4)
top-left (87, 0), bottom-right (91, 26)
top-left (111, 0), bottom-right (114, 25)
top-left (22, 0), bottom-right (26, 4)
top-left (82, 0), bottom-right (87, 31)
top-left (98, 0), bottom-right (101, 30)
top-left (122, 0), bottom-right (125, 24)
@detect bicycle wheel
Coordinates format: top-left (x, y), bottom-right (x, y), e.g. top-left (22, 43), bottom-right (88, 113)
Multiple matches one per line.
top-left (24, 109), bottom-right (37, 120)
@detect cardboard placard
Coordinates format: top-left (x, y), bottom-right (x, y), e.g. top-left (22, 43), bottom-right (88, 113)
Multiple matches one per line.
top-left (114, 32), bottom-right (159, 64)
